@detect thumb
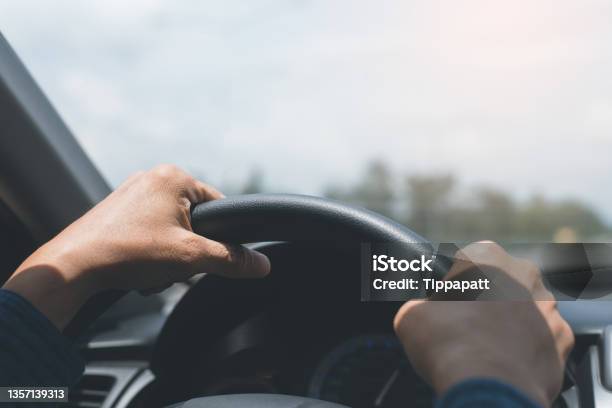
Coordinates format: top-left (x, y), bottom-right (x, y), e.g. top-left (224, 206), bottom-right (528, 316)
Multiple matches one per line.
top-left (186, 233), bottom-right (271, 279)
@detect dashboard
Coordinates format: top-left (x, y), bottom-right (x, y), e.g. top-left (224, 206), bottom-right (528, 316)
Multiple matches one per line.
top-left (308, 334), bottom-right (433, 407)
top-left (182, 332), bottom-right (434, 408)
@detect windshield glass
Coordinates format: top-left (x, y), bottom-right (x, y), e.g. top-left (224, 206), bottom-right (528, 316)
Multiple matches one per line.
top-left (2, 1), bottom-right (611, 242)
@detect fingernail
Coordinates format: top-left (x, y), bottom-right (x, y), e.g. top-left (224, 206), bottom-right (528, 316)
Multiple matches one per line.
top-left (250, 249), bottom-right (271, 277)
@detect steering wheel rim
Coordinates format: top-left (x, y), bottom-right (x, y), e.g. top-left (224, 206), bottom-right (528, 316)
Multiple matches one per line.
top-left (191, 194), bottom-right (431, 245)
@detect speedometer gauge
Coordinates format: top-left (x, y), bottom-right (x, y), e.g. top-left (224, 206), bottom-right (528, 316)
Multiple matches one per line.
top-left (308, 335), bottom-right (434, 408)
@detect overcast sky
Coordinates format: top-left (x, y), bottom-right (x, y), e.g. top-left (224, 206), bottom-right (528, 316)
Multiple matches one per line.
top-left (1, 1), bottom-right (612, 218)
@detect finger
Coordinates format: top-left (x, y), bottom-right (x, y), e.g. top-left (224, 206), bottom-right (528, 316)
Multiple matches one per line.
top-left (543, 307), bottom-right (575, 363)
top-left (192, 179), bottom-right (225, 202)
top-left (179, 177), bottom-right (224, 206)
top-left (148, 164), bottom-right (223, 204)
top-left (535, 302), bottom-right (574, 364)
top-left (445, 241), bottom-right (511, 281)
top-left (557, 318), bottom-right (575, 362)
top-left (510, 258), bottom-right (547, 295)
top-left (186, 234), bottom-right (271, 279)
top-left (453, 241), bottom-right (512, 269)
top-left (450, 242), bottom-right (549, 299)
top-left (532, 278), bottom-right (555, 301)
top-left (394, 299), bottom-right (427, 333)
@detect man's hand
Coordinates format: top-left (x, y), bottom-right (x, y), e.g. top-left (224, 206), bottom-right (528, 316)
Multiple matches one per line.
top-left (3, 165), bottom-right (270, 330)
top-left (393, 242), bottom-right (574, 407)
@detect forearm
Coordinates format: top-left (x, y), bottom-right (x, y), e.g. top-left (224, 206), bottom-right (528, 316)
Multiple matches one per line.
top-left (2, 243), bottom-right (97, 331)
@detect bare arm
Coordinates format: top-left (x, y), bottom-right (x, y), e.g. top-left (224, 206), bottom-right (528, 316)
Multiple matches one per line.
top-left (2, 164), bottom-right (270, 330)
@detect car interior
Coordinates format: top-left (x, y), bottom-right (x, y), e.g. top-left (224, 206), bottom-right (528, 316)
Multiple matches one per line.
top-left (2, 28), bottom-right (612, 408)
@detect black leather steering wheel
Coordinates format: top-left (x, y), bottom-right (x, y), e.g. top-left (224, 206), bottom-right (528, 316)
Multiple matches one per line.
top-left (160, 194), bottom-right (449, 408)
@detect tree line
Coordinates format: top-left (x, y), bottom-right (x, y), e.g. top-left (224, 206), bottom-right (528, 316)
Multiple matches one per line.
top-left (232, 161), bottom-right (610, 242)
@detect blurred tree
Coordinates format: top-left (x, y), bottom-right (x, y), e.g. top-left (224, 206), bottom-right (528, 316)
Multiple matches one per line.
top-left (517, 195), bottom-right (559, 240)
top-left (404, 174), bottom-right (454, 238)
top-left (352, 161), bottom-right (395, 217)
top-left (554, 200), bottom-right (606, 239)
top-left (326, 160), bottom-right (610, 241)
top-left (477, 188), bottom-right (517, 235)
top-left (517, 196), bottom-right (607, 241)
top-left (446, 188), bottom-right (518, 242)
top-left (241, 168), bottom-right (265, 194)
top-left (325, 160), bottom-right (395, 219)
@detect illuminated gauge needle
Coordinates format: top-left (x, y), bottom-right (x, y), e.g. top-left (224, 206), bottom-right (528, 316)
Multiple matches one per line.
top-left (374, 368), bottom-right (400, 408)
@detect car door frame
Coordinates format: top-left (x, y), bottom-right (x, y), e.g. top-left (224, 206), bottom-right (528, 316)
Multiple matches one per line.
top-left (0, 31), bottom-right (110, 243)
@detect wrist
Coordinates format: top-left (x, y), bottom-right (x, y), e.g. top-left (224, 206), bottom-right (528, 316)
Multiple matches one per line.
top-left (2, 243), bottom-right (101, 330)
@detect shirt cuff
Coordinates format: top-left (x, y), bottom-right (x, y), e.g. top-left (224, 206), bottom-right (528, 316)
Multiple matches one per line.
top-left (0, 289), bottom-right (84, 386)
top-left (436, 378), bottom-right (544, 408)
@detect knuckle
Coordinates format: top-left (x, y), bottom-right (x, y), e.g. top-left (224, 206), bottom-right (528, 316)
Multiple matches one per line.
top-left (535, 284), bottom-right (555, 302)
top-left (562, 320), bottom-right (575, 347)
top-left (151, 164), bottom-right (184, 179)
top-left (118, 171), bottom-right (146, 190)
top-left (483, 241), bottom-right (505, 255)
top-left (550, 310), bottom-right (574, 353)
top-left (544, 288), bottom-right (557, 302)
top-left (518, 259), bottom-right (543, 288)
top-left (393, 301), bottom-right (421, 333)
top-left (392, 312), bottom-right (404, 334)
top-left (521, 259), bottom-right (540, 276)
top-left (456, 241), bottom-right (506, 264)
top-left (208, 243), bottom-right (231, 261)
top-left (177, 234), bottom-right (202, 265)
top-left (537, 299), bottom-right (557, 315)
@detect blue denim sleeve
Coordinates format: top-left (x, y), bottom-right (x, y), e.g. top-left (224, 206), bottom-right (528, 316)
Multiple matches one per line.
top-left (0, 289), bottom-right (84, 387)
top-left (436, 378), bottom-right (544, 408)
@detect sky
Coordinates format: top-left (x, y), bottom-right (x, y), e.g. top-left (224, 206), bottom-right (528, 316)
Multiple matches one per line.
top-left (1, 0), bottom-right (612, 218)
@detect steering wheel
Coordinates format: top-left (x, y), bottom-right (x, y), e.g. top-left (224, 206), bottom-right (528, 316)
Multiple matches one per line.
top-left (158, 194), bottom-right (450, 408)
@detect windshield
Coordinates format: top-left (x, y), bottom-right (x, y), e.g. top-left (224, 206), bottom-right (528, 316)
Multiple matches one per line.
top-left (2, 1), bottom-right (611, 242)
